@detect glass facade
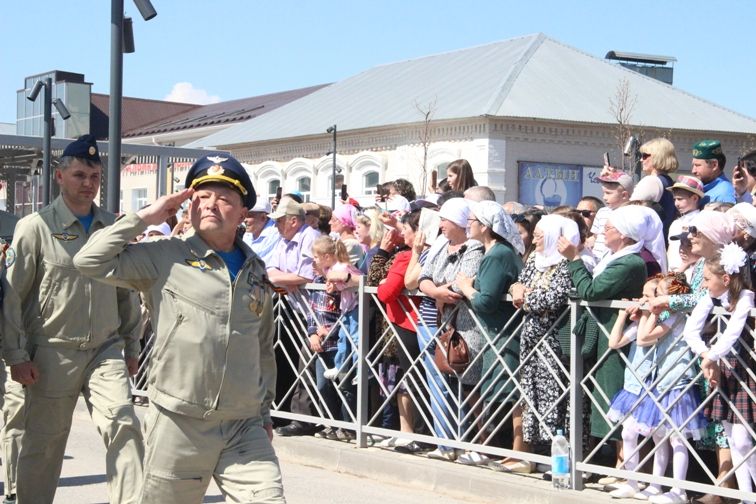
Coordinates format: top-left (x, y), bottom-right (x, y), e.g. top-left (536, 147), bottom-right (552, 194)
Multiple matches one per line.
top-left (16, 72), bottom-right (91, 138)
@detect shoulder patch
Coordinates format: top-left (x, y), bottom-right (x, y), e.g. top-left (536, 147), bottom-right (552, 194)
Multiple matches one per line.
top-left (52, 232), bottom-right (78, 241)
top-left (4, 246), bottom-right (15, 268)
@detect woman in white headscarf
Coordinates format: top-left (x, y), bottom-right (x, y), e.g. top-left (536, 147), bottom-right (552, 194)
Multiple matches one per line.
top-left (418, 197), bottom-right (485, 461)
top-left (453, 201), bottom-right (524, 466)
top-left (483, 215), bottom-right (578, 472)
top-left (558, 205), bottom-right (648, 453)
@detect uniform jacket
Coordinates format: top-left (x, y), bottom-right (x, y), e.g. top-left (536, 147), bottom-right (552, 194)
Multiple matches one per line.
top-left (74, 213), bottom-right (277, 423)
top-left (2, 196), bottom-right (140, 365)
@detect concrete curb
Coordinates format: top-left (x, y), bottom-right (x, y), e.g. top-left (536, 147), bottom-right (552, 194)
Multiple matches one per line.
top-left (272, 436), bottom-right (617, 504)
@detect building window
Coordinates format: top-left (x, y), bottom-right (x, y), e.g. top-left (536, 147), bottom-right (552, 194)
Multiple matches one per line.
top-left (131, 188), bottom-right (148, 212)
top-left (297, 176), bottom-right (311, 202)
top-left (328, 174), bottom-right (344, 198)
top-left (436, 162), bottom-right (450, 181)
top-left (267, 179), bottom-right (281, 201)
top-left (363, 171), bottom-right (379, 195)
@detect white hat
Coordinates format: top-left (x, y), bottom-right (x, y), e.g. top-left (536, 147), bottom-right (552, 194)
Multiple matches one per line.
top-left (249, 199), bottom-right (272, 214)
top-left (145, 223), bottom-right (171, 236)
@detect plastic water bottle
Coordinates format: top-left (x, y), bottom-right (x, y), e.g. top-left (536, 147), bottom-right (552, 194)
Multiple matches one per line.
top-left (551, 429), bottom-right (570, 490)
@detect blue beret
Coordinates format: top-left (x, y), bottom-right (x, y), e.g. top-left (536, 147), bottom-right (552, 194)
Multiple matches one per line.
top-left (62, 134), bottom-right (101, 163)
top-left (185, 153), bottom-right (256, 208)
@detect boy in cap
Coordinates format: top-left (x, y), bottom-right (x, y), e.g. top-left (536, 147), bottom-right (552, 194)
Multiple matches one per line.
top-left (2, 134), bottom-right (143, 504)
top-left (591, 170), bottom-right (634, 261)
top-left (74, 153), bottom-right (285, 503)
top-left (666, 175), bottom-right (704, 271)
top-left (690, 139), bottom-right (736, 204)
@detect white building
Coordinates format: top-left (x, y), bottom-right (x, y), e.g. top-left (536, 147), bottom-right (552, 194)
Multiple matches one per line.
top-left (186, 33), bottom-right (756, 208)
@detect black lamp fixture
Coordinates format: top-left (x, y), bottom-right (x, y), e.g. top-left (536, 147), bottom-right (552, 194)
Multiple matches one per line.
top-left (26, 77), bottom-right (71, 206)
top-left (326, 125), bottom-right (337, 209)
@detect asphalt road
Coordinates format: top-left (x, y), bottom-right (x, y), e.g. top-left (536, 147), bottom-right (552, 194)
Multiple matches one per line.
top-left (2, 399), bottom-right (484, 504)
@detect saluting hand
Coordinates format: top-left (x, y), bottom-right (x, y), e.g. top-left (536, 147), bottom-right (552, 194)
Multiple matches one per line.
top-left (137, 188), bottom-right (194, 226)
top-left (11, 361), bottom-right (39, 385)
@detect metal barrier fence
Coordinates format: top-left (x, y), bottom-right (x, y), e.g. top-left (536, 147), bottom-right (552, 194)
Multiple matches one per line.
top-left (132, 280), bottom-right (756, 502)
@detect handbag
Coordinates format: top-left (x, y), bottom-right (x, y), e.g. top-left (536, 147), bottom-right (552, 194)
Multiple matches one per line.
top-left (434, 307), bottom-right (470, 374)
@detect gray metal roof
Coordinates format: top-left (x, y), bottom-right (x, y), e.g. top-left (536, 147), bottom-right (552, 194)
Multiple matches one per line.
top-left (188, 33), bottom-right (756, 149)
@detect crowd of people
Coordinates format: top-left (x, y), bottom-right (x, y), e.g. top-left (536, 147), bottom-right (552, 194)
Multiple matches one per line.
top-left (244, 138), bottom-right (756, 504)
top-left (2, 132), bottom-right (756, 504)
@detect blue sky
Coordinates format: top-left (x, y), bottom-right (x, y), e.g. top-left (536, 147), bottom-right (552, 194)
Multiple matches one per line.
top-left (2, 0), bottom-right (754, 125)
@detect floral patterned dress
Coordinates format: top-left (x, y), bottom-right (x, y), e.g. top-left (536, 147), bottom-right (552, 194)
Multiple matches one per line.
top-left (518, 256), bottom-right (573, 444)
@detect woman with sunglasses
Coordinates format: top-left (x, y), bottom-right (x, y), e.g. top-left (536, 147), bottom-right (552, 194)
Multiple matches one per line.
top-left (634, 139), bottom-right (680, 238)
top-left (557, 206), bottom-right (651, 475)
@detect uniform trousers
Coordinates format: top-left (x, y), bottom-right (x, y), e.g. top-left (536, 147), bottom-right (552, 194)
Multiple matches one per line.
top-left (1, 366), bottom-right (24, 496)
top-left (16, 339), bottom-right (144, 504)
top-left (140, 403), bottom-right (286, 504)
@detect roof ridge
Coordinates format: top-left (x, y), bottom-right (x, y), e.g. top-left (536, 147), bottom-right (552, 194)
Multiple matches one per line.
top-left (368, 33), bottom-right (543, 71)
top-left (484, 33), bottom-right (546, 115)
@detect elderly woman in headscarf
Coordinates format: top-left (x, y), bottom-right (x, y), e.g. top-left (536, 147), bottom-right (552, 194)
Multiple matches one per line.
top-left (557, 205), bottom-right (652, 464)
top-left (418, 197), bottom-right (484, 461)
top-left (453, 201), bottom-right (524, 466)
top-left (483, 215), bottom-right (579, 472)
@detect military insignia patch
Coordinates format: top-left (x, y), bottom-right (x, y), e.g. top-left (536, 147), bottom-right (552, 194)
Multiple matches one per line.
top-left (4, 247), bottom-right (15, 268)
top-left (208, 165), bottom-right (225, 175)
top-left (185, 258), bottom-right (213, 271)
top-left (88, 146), bottom-right (97, 156)
top-left (207, 155), bottom-right (228, 164)
top-left (52, 232), bottom-right (78, 241)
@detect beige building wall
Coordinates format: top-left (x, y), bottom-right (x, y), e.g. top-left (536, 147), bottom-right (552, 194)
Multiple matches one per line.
top-left (115, 117), bottom-right (756, 212)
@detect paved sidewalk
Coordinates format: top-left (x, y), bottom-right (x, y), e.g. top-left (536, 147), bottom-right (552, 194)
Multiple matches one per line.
top-left (273, 433), bottom-right (616, 504)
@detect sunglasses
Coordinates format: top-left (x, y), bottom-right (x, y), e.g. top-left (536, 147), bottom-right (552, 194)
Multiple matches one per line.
top-left (641, 152), bottom-right (652, 160)
top-left (578, 209), bottom-right (595, 217)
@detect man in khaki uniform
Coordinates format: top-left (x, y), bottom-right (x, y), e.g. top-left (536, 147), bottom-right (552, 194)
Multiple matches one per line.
top-left (74, 154), bottom-right (286, 503)
top-left (2, 135), bottom-right (144, 504)
top-left (0, 209), bottom-right (21, 504)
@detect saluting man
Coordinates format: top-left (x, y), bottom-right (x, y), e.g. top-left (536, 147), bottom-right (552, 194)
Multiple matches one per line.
top-left (74, 154), bottom-right (285, 503)
top-left (1, 135), bottom-right (144, 504)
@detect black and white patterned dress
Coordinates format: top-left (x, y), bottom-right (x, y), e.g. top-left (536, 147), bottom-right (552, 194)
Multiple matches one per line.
top-left (517, 256), bottom-right (573, 444)
top-left (419, 239), bottom-right (484, 385)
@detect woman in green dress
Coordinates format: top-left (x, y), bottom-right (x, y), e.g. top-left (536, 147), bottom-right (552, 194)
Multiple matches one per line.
top-left (455, 201), bottom-right (524, 466)
top-left (558, 205), bottom-right (664, 470)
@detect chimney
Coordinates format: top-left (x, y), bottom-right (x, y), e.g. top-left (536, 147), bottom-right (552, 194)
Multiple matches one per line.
top-left (605, 51), bottom-right (676, 85)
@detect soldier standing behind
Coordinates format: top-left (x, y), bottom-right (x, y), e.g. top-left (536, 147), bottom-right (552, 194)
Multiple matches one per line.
top-left (74, 153), bottom-right (285, 503)
top-left (0, 208), bottom-right (21, 504)
top-left (1, 135), bottom-right (144, 504)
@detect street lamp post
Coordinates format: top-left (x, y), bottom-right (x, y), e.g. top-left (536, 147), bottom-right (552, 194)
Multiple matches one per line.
top-left (107, 0), bottom-right (157, 214)
top-left (327, 125), bottom-right (337, 209)
top-left (26, 77), bottom-right (71, 206)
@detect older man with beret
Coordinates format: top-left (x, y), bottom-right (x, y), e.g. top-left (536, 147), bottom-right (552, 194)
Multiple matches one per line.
top-left (2, 135), bottom-right (143, 504)
top-left (691, 139), bottom-right (736, 204)
top-left (74, 153), bottom-right (285, 503)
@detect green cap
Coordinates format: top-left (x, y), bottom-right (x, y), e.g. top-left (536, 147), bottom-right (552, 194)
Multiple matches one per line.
top-left (692, 139), bottom-right (723, 160)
